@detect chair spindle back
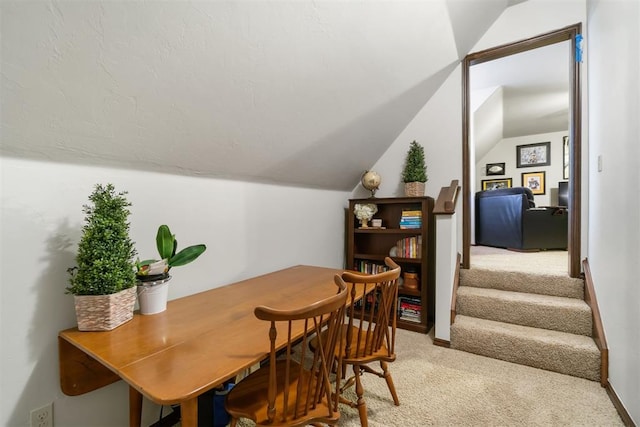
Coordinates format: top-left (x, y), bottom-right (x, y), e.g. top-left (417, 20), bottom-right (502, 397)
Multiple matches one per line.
top-left (253, 276), bottom-right (348, 424)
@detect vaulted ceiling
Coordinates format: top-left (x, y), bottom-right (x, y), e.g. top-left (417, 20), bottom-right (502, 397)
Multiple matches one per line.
top-left (471, 40), bottom-right (570, 160)
top-left (3, 0), bottom-right (542, 190)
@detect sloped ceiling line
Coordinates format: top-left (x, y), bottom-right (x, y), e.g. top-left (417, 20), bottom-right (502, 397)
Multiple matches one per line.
top-left (2, 0), bottom-right (510, 190)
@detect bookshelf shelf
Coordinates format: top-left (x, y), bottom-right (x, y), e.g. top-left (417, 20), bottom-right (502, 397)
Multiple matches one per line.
top-left (354, 229), bottom-right (422, 234)
top-left (398, 287), bottom-right (421, 297)
top-left (353, 254), bottom-right (422, 264)
top-left (347, 196), bottom-right (435, 334)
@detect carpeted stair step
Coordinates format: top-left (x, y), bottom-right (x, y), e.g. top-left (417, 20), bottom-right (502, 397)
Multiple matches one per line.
top-left (460, 268), bottom-right (584, 299)
top-left (450, 315), bottom-right (600, 381)
top-left (456, 287), bottom-right (593, 336)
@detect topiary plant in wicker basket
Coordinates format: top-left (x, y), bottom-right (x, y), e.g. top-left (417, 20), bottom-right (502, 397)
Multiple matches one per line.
top-left (402, 140), bottom-right (428, 196)
top-left (67, 183), bottom-right (137, 331)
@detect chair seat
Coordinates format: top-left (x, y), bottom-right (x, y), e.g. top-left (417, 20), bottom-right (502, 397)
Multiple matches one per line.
top-left (226, 359), bottom-right (339, 426)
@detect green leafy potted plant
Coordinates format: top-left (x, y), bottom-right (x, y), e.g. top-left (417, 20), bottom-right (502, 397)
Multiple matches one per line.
top-left (135, 225), bottom-right (206, 314)
top-left (402, 140), bottom-right (428, 197)
top-left (67, 184), bottom-right (138, 331)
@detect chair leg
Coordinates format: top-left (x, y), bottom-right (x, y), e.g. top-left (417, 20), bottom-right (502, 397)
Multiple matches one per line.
top-left (380, 361), bottom-right (399, 406)
top-left (353, 365), bottom-right (368, 427)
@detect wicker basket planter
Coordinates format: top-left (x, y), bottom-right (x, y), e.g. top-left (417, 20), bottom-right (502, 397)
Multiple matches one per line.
top-left (74, 287), bottom-right (137, 331)
top-left (404, 181), bottom-right (425, 197)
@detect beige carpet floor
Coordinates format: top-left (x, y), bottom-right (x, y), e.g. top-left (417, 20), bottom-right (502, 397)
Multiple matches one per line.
top-left (470, 245), bottom-right (569, 276)
top-left (234, 327), bottom-right (621, 426)
top-left (336, 328), bottom-right (621, 426)
top-left (231, 247), bottom-right (621, 426)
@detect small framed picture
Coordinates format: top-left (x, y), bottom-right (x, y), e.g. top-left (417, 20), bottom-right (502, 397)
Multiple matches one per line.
top-left (485, 162), bottom-right (505, 176)
top-left (516, 141), bottom-right (551, 168)
top-left (521, 171), bottom-right (546, 195)
top-left (481, 178), bottom-right (512, 191)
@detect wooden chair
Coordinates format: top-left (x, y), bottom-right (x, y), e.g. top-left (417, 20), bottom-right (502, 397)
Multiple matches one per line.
top-left (224, 276), bottom-right (348, 427)
top-left (336, 257), bottom-right (402, 427)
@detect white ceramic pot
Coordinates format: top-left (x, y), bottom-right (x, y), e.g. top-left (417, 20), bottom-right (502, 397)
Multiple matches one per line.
top-left (137, 276), bottom-right (171, 315)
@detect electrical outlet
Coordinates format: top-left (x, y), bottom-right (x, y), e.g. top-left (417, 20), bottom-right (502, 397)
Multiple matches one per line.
top-left (30, 403), bottom-right (53, 427)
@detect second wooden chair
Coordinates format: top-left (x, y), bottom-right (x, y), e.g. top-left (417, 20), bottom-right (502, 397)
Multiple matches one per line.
top-left (336, 257), bottom-right (402, 427)
top-left (225, 275), bottom-right (348, 427)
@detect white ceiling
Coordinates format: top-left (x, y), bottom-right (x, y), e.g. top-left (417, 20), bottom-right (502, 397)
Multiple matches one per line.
top-left (2, 0), bottom-right (551, 190)
top-left (471, 41), bottom-right (571, 159)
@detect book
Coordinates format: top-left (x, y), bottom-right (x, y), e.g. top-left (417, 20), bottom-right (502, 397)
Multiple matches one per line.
top-left (399, 296), bottom-right (421, 305)
top-left (400, 311), bottom-right (421, 318)
top-left (399, 314), bottom-right (421, 323)
top-left (399, 218), bottom-right (422, 229)
top-left (400, 219), bottom-right (422, 225)
top-left (354, 261), bottom-right (387, 275)
top-left (399, 304), bottom-right (421, 314)
top-left (394, 237), bottom-right (422, 258)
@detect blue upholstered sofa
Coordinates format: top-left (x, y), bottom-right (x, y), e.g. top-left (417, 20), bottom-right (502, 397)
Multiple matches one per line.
top-left (475, 187), bottom-right (568, 250)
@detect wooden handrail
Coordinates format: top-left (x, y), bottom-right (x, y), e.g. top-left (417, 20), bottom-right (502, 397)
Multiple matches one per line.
top-left (582, 258), bottom-right (608, 387)
top-left (433, 180), bottom-right (460, 214)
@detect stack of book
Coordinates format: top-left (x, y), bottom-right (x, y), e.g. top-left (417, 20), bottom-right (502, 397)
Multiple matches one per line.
top-left (399, 210), bottom-right (422, 229)
top-left (398, 296), bottom-right (422, 323)
top-left (353, 261), bottom-right (387, 274)
top-left (395, 236), bottom-right (422, 258)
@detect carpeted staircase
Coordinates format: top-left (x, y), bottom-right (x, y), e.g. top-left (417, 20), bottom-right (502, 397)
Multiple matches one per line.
top-left (450, 268), bottom-right (601, 381)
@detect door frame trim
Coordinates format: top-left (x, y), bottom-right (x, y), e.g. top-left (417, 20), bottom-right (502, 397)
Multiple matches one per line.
top-left (461, 23), bottom-right (582, 277)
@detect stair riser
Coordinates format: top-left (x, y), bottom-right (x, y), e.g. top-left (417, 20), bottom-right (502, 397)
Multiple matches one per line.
top-left (451, 324), bottom-right (600, 381)
top-left (456, 294), bottom-right (593, 336)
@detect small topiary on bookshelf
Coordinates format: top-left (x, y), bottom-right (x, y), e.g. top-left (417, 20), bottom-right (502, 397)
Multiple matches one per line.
top-left (402, 141), bottom-right (427, 183)
top-left (67, 183), bottom-right (137, 296)
top-left (402, 141), bottom-right (427, 196)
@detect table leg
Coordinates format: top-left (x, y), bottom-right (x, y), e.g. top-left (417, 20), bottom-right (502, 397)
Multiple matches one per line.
top-left (129, 386), bottom-right (143, 427)
top-left (180, 398), bottom-right (198, 427)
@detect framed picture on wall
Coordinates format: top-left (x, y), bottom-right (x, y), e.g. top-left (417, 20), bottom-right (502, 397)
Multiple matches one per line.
top-left (563, 136), bottom-right (570, 179)
top-left (521, 171), bottom-right (546, 195)
top-left (481, 178), bottom-right (512, 191)
top-left (516, 141), bottom-right (551, 168)
top-left (485, 162), bottom-right (506, 176)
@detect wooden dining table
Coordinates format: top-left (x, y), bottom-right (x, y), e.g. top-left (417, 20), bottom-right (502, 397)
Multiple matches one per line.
top-left (58, 265), bottom-right (354, 427)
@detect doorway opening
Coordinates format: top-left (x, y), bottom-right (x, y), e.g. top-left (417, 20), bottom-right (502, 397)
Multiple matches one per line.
top-left (461, 24), bottom-right (583, 277)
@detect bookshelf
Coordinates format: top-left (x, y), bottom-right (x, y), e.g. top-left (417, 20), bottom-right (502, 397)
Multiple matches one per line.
top-left (346, 196), bottom-right (435, 333)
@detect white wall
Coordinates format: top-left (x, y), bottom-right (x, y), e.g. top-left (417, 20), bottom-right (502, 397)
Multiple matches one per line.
top-left (0, 157), bottom-right (348, 426)
top-left (435, 213), bottom-right (458, 342)
top-left (476, 131), bottom-right (568, 206)
top-left (355, 65), bottom-right (463, 201)
top-left (586, 0), bottom-right (640, 423)
top-left (473, 86), bottom-right (504, 162)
